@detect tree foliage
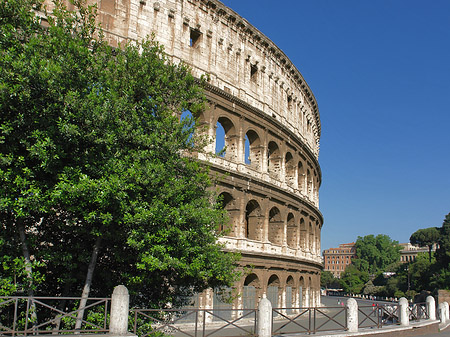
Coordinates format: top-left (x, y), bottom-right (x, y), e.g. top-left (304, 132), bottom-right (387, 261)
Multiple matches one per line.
top-left (352, 234), bottom-right (401, 275)
top-left (410, 227), bottom-right (440, 262)
top-left (0, 0), bottom-right (239, 306)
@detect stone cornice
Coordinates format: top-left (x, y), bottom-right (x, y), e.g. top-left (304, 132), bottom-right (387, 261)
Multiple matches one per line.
top-left (190, 0), bottom-right (321, 138)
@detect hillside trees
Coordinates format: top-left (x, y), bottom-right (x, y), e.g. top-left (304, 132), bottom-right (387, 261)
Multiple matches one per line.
top-left (0, 0), bottom-right (239, 306)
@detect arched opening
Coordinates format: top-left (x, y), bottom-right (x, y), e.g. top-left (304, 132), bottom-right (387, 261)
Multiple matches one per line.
top-left (215, 117), bottom-right (237, 160)
top-left (245, 200), bottom-right (263, 241)
top-left (286, 276), bottom-right (295, 314)
top-left (267, 274), bottom-right (281, 309)
top-left (268, 207), bottom-right (283, 245)
top-left (243, 274), bottom-right (260, 309)
top-left (307, 169), bottom-right (313, 200)
top-left (299, 276), bottom-right (305, 308)
top-left (217, 192), bottom-right (235, 236)
top-left (285, 152), bottom-right (295, 185)
top-left (244, 130), bottom-right (262, 169)
top-left (300, 218), bottom-right (307, 252)
top-left (315, 221), bottom-right (320, 255)
top-left (298, 161), bottom-right (305, 194)
top-left (309, 222), bottom-right (314, 253)
top-left (286, 213), bottom-right (297, 249)
top-left (267, 141), bottom-right (281, 177)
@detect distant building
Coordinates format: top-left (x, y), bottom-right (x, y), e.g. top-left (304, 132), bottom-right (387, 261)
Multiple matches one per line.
top-left (323, 243), bottom-right (356, 278)
top-left (399, 243), bottom-right (434, 263)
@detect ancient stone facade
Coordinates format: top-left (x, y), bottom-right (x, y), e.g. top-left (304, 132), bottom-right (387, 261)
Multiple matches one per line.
top-left (45, 0), bottom-right (324, 310)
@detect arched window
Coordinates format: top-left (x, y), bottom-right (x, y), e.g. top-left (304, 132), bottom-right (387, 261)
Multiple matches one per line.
top-left (285, 152), bottom-right (295, 185)
top-left (215, 117), bottom-right (237, 160)
top-left (244, 130), bottom-right (262, 169)
top-left (298, 161), bottom-right (305, 194)
top-left (217, 192), bottom-right (234, 235)
top-left (268, 207), bottom-right (282, 245)
top-left (267, 141), bottom-right (281, 177)
top-left (286, 213), bottom-right (297, 248)
top-left (245, 200), bottom-right (262, 241)
top-left (243, 274), bottom-right (260, 309)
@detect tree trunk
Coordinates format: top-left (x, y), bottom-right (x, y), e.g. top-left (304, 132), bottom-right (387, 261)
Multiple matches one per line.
top-left (75, 235), bottom-right (102, 331)
top-left (18, 219), bottom-right (38, 326)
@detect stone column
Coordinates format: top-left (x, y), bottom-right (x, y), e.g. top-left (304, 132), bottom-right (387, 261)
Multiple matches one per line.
top-left (445, 302), bottom-right (450, 321)
top-left (346, 298), bottom-right (358, 332)
top-left (439, 303), bottom-right (446, 324)
top-left (257, 295), bottom-right (272, 337)
top-left (427, 296), bottom-right (436, 320)
top-left (110, 285), bottom-right (130, 335)
top-left (399, 297), bottom-right (409, 326)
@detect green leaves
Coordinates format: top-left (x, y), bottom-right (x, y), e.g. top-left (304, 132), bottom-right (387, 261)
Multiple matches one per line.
top-left (0, 0), bottom-right (238, 305)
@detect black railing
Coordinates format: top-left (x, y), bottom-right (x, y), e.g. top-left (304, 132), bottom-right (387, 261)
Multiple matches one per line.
top-left (272, 306), bottom-right (346, 335)
top-left (131, 308), bottom-right (257, 337)
top-left (0, 296), bottom-right (110, 336)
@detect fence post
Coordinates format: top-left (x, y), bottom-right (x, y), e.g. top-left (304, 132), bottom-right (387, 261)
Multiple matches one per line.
top-left (445, 302), bottom-right (450, 321)
top-left (399, 297), bottom-right (409, 326)
top-left (426, 296), bottom-right (436, 320)
top-left (257, 295), bottom-right (272, 337)
top-left (110, 285), bottom-right (130, 335)
top-left (439, 303), bottom-right (446, 324)
top-left (346, 298), bottom-right (358, 332)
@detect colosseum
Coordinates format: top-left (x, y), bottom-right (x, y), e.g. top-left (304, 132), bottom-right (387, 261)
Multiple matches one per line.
top-left (48, 0), bottom-right (324, 311)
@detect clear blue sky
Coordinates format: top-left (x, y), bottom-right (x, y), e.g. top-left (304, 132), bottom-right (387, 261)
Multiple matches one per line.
top-left (221, 0), bottom-right (450, 251)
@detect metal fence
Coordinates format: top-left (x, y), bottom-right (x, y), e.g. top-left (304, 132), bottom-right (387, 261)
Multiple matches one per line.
top-left (0, 296), bottom-right (110, 336)
top-left (131, 308), bottom-right (257, 337)
top-left (272, 306), bottom-right (346, 335)
top-left (0, 296), bottom-right (431, 337)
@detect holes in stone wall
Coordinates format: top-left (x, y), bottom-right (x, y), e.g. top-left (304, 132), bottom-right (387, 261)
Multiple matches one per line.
top-left (250, 63), bottom-right (258, 82)
top-left (267, 141), bottom-right (281, 177)
top-left (189, 28), bottom-right (202, 47)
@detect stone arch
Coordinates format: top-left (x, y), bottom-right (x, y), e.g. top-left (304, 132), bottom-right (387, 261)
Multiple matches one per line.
top-left (286, 213), bottom-right (297, 249)
top-left (306, 168), bottom-right (313, 200)
top-left (309, 221), bottom-right (314, 253)
top-left (299, 276), bottom-right (305, 307)
top-left (267, 141), bottom-right (281, 177)
top-left (243, 273), bottom-right (260, 309)
top-left (245, 200), bottom-right (263, 241)
top-left (315, 221), bottom-right (320, 255)
top-left (217, 191), bottom-right (235, 236)
top-left (215, 116), bottom-right (237, 161)
top-left (267, 274), bottom-right (281, 308)
top-left (268, 207), bottom-right (283, 245)
top-left (244, 129), bottom-right (262, 170)
top-left (285, 152), bottom-right (295, 185)
top-left (286, 276), bottom-right (295, 312)
top-left (298, 160), bottom-right (305, 194)
top-left (300, 217), bottom-right (307, 252)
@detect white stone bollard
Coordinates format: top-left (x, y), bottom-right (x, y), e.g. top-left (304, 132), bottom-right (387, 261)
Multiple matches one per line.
top-left (346, 298), bottom-right (358, 332)
top-left (427, 296), bottom-right (436, 320)
top-left (439, 303), bottom-right (446, 324)
top-left (445, 302), bottom-right (450, 321)
top-left (110, 285), bottom-right (130, 335)
top-left (257, 295), bottom-right (272, 337)
top-left (399, 297), bottom-right (409, 326)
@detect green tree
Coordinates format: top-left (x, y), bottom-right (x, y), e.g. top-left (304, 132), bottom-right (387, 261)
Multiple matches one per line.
top-left (340, 265), bottom-right (368, 294)
top-left (321, 271), bottom-right (339, 289)
top-left (436, 213), bottom-right (450, 267)
top-left (352, 234), bottom-right (401, 275)
top-left (0, 0), bottom-right (239, 307)
top-left (410, 227), bottom-right (440, 262)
